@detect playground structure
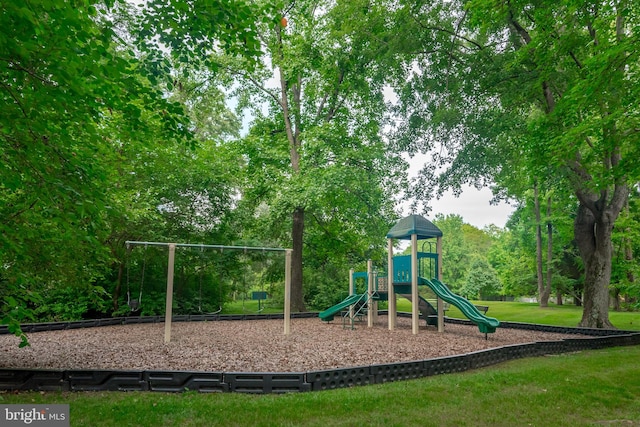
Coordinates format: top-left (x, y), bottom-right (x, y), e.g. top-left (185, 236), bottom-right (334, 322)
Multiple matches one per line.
top-left (125, 241), bottom-right (293, 343)
top-left (319, 214), bottom-right (500, 336)
top-left (319, 255), bottom-right (442, 330)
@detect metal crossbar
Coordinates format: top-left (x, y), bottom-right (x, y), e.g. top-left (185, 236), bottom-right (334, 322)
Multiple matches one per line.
top-left (123, 240), bottom-right (291, 342)
top-left (125, 241), bottom-right (288, 252)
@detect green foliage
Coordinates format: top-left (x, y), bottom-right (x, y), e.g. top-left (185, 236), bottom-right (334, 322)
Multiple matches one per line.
top-left (0, 0), bottom-right (194, 340)
top-left (431, 214), bottom-right (509, 297)
top-left (219, 0), bottom-right (406, 310)
top-left (459, 257), bottom-right (502, 300)
top-left (136, 291), bottom-right (168, 317)
top-left (433, 214), bottom-right (474, 291)
top-left (611, 190), bottom-right (640, 309)
top-left (136, 0), bottom-right (276, 72)
top-left (0, 287), bottom-right (39, 348)
top-left (4, 0), bottom-right (638, 340)
top-left (0, 0), bottom-right (285, 345)
top-left (391, 0), bottom-right (640, 325)
top-left (116, 246), bottom-right (246, 317)
top-left (487, 227), bottom-right (538, 298)
top-left (444, 301), bottom-right (640, 331)
top-left (304, 267), bottom-right (350, 311)
top-left (34, 286), bottom-right (110, 322)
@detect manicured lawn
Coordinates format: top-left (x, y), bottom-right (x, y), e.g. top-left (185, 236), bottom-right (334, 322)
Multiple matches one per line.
top-left (221, 299), bottom-right (283, 315)
top-left (396, 299), bottom-right (640, 331)
top-left (2, 345), bottom-right (639, 426)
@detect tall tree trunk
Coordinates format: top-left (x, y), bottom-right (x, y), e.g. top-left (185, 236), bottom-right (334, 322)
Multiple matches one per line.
top-left (113, 244), bottom-right (131, 312)
top-left (291, 207), bottom-right (306, 312)
top-left (612, 288), bottom-right (621, 312)
top-left (574, 204), bottom-right (615, 328)
top-left (623, 197), bottom-right (636, 307)
top-left (542, 195), bottom-right (553, 305)
top-left (534, 182), bottom-right (549, 307)
top-left (276, 20), bottom-right (306, 312)
top-left (113, 260), bottom-right (124, 312)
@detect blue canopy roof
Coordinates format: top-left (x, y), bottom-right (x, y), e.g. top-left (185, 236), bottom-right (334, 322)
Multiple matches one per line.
top-left (386, 214), bottom-right (443, 240)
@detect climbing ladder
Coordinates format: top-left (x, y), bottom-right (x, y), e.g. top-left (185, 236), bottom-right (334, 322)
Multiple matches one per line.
top-left (342, 292), bottom-right (379, 330)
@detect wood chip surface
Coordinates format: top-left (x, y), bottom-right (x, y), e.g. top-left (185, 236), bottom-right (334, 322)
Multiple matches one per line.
top-left (0, 317), bottom-right (580, 372)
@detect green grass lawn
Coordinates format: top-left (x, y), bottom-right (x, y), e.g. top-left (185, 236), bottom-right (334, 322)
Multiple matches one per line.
top-left (221, 299), bottom-right (283, 315)
top-left (396, 299), bottom-right (640, 331)
top-left (2, 345), bottom-right (639, 426)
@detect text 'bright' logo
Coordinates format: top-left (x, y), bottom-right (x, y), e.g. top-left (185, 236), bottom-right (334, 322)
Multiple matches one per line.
top-left (4, 408), bottom-right (48, 424)
top-left (1, 405), bottom-right (69, 426)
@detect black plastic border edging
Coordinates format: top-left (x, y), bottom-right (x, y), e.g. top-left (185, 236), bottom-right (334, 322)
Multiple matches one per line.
top-left (0, 314), bottom-right (639, 394)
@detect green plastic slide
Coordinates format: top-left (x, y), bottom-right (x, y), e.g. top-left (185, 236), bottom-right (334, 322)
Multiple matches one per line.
top-left (420, 277), bottom-right (500, 334)
top-left (319, 293), bottom-right (366, 322)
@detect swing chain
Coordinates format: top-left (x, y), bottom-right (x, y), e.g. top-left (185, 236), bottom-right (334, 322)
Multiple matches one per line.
top-left (127, 244), bottom-right (146, 312)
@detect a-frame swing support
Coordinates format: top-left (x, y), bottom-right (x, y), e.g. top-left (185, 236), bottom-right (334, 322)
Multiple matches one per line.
top-left (164, 243), bottom-right (176, 344)
top-left (125, 241), bottom-right (292, 343)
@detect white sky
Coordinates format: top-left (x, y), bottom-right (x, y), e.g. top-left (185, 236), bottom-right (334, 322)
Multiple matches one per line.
top-left (428, 186), bottom-right (514, 229)
top-left (400, 154), bottom-right (515, 229)
top-left (394, 185), bottom-right (514, 253)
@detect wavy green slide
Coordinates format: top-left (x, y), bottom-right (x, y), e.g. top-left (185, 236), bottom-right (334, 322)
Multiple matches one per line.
top-left (319, 293), bottom-right (366, 322)
top-left (420, 277), bottom-right (500, 334)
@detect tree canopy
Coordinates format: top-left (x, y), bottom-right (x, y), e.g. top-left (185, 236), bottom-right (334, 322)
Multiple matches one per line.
top-left (2, 0), bottom-right (639, 342)
top-left (391, 0), bottom-right (640, 327)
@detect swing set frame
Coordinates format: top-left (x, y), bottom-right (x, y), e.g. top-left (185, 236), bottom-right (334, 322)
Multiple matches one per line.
top-left (125, 241), bottom-right (292, 343)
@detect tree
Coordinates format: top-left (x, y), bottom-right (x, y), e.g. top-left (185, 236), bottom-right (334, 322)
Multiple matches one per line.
top-left (0, 0), bottom-right (191, 343)
top-left (215, 0), bottom-right (404, 311)
top-left (460, 257), bottom-right (501, 300)
top-left (391, 0), bottom-right (640, 327)
top-left (1, 0), bottom-right (275, 342)
top-left (533, 182), bottom-right (557, 307)
top-left (433, 214), bottom-right (473, 291)
top-left (487, 223), bottom-right (538, 298)
top-left (611, 188), bottom-right (640, 310)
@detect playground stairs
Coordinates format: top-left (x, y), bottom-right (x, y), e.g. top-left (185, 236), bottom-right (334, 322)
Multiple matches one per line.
top-left (341, 292), bottom-right (381, 329)
top-left (395, 290), bottom-right (439, 327)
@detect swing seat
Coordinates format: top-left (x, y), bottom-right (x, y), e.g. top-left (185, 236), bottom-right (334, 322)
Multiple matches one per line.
top-left (128, 299), bottom-right (141, 311)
